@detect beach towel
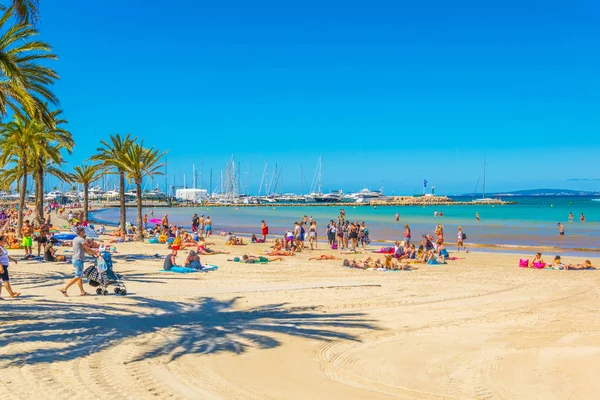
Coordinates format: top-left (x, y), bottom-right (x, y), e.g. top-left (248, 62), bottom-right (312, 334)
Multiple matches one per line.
top-left (372, 247), bottom-right (394, 254)
top-left (159, 264), bottom-right (219, 273)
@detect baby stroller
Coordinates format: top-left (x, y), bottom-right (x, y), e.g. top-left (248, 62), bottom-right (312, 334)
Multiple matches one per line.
top-left (83, 251), bottom-right (127, 295)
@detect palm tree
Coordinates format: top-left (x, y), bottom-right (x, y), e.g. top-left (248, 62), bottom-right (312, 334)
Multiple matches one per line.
top-left (1, 1), bottom-right (39, 24)
top-left (31, 109), bottom-right (74, 223)
top-left (0, 116), bottom-right (37, 232)
top-left (68, 165), bottom-right (101, 222)
top-left (90, 134), bottom-right (136, 232)
top-left (0, 6), bottom-right (58, 126)
top-left (122, 141), bottom-right (167, 241)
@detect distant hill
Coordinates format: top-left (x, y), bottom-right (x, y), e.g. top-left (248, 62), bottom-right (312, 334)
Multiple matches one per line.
top-left (462, 189), bottom-right (600, 197)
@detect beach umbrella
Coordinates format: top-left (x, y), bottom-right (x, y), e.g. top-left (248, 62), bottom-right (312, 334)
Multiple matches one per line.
top-left (149, 218), bottom-right (162, 224)
top-left (71, 226), bottom-right (99, 239)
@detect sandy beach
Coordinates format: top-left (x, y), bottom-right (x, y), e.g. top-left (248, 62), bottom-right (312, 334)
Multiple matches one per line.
top-left (1, 211), bottom-right (599, 400)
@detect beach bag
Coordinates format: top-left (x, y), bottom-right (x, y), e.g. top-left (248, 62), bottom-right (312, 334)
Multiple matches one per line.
top-left (331, 243), bottom-right (338, 250)
top-left (462, 233), bottom-right (467, 240)
top-left (519, 259), bottom-right (529, 268)
top-left (96, 256), bottom-right (108, 273)
top-left (532, 262), bottom-right (546, 269)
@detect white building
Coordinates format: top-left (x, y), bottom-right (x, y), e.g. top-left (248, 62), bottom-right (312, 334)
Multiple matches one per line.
top-left (175, 188), bottom-right (208, 203)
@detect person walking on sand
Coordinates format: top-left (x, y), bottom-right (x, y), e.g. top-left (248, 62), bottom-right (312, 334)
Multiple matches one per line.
top-left (261, 220), bottom-right (269, 242)
top-left (457, 226), bottom-right (468, 253)
top-left (59, 227), bottom-right (98, 297)
top-left (0, 235), bottom-right (20, 299)
top-left (558, 222), bottom-right (565, 237)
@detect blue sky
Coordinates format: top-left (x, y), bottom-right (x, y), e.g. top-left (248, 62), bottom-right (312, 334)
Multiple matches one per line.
top-left (36, 0), bottom-right (600, 195)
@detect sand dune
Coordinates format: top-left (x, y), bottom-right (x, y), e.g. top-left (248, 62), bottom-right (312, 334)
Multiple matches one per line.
top-left (2, 237), bottom-right (599, 399)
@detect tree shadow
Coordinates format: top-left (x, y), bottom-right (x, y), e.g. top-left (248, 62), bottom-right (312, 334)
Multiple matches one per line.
top-left (0, 296), bottom-right (377, 367)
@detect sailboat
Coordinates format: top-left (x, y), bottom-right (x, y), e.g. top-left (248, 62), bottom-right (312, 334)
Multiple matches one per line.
top-left (472, 158), bottom-right (496, 203)
top-left (304, 156), bottom-right (343, 203)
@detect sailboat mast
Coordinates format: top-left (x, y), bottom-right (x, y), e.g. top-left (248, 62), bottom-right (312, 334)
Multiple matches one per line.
top-left (318, 155), bottom-right (322, 195)
top-left (483, 158), bottom-right (486, 199)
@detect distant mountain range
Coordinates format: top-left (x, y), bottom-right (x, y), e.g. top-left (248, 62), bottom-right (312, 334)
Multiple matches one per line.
top-left (462, 189), bottom-right (600, 197)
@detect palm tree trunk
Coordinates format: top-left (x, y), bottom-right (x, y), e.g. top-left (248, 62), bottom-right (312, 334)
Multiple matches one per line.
top-left (18, 163), bottom-right (27, 235)
top-left (83, 184), bottom-right (89, 221)
top-left (119, 170), bottom-right (126, 230)
top-left (35, 160), bottom-right (44, 225)
top-left (136, 180), bottom-right (143, 241)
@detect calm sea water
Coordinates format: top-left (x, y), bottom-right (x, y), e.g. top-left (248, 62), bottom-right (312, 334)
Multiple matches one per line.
top-left (90, 196), bottom-right (600, 254)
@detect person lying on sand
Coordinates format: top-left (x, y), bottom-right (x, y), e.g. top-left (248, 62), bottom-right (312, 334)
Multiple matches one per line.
top-left (231, 255), bottom-right (285, 263)
top-left (566, 260), bottom-right (596, 270)
top-left (549, 255), bottom-right (566, 270)
top-left (226, 236), bottom-right (245, 245)
top-left (309, 255), bottom-right (341, 260)
top-left (266, 246), bottom-right (296, 256)
top-left (384, 254), bottom-right (418, 270)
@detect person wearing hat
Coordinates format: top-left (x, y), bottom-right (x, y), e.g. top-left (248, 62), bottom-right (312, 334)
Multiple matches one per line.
top-left (59, 226), bottom-right (98, 296)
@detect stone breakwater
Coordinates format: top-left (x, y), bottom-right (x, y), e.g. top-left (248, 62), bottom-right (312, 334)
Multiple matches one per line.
top-left (198, 196), bottom-right (516, 207)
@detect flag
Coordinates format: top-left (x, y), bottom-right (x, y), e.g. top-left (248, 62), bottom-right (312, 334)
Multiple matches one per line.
top-left (423, 179), bottom-right (427, 188)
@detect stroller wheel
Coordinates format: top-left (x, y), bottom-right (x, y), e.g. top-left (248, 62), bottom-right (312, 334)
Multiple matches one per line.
top-left (114, 288), bottom-right (121, 294)
top-left (120, 288), bottom-right (127, 295)
top-left (96, 288), bottom-right (103, 295)
top-left (102, 290), bottom-right (108, 296)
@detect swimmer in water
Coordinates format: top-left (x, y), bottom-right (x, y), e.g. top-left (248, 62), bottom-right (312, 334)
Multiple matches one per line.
top-left (558, 222), bottom-right (564, 236)
top-left (580, 213), bottom-right (585, 222)
top-left (395, 212), bottom-right (399, 222)
top-left (568, 212), bottom-right (574, 222)
top-left (475, 212), bottom-right (480, 221)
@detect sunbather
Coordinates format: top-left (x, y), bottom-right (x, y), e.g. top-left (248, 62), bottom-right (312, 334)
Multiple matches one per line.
top-left (309, 255), bottom-right (341, 260)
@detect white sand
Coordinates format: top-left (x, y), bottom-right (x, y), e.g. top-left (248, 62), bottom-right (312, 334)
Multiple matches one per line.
top-left (1, 225), bottom-right (599, 399)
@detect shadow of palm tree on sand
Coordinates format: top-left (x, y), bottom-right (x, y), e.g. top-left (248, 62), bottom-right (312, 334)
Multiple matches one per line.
top-left (0, 296), bottom-right (377, 367)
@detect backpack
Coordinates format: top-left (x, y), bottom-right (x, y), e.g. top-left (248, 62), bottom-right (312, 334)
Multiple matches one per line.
top-left (462, 233), bottom-right (467, 240)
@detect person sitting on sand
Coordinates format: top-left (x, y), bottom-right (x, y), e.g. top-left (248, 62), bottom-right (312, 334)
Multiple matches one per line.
top-left (236, 254), bottom-right (284, 263)
top-left (550, 255), bottom-right (566, 270)
top-left (184, 250), bottom-right (202, 270)
top-left (529, 253), bottom-right (545, 268)
top-left (272, 238), bottom-right (282, 251)
top-left (163, 249), bottom-right (179, 271)
top-left (566, 260), bottom-right (595, 270)
top-left (406, 244), bottom-right (416, 259)
top-left (437, 240), bottom-right (449, 262)
top-left (309, 255), bottom-right (341, 261)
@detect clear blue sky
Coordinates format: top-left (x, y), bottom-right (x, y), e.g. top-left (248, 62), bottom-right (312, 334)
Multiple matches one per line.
top-left (38, 0), bottom-right (600, 195)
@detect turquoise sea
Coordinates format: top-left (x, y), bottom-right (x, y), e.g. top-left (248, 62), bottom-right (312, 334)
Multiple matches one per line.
top-left (90, 196), bottom-right (600, 255)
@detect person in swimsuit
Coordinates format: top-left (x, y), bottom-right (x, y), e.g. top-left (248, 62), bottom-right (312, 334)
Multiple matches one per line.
top-left (580, 213), bottom-right (585, 222)
top-left (566, 260), bottom-right (595, 270)
top-left (308, 222), bottom-right (317, 250)
top-left (558, 222), bottom-right (565, 236)
top-left (205, 216), bottom-right (212, 236)
top-left (568, 212), bottom-right (574, 222)
top-left (161, 214), bottom-right (169, 231)
top-left (261, 220), bottom-right (269, 242)
top-left (395, 212), bottom-right (399, 222)
top-left (238, 254), bottom-right (284, 263)
top-left (404, 224), bottom-right (411, 246)
top-left (21, 219), bottom-right (33, 258)
top-left (475, 212), bottom-right (480, 221)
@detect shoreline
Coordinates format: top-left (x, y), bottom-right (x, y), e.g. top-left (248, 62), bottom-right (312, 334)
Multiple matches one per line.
top-left (88, 208), bottom-right (600, 258)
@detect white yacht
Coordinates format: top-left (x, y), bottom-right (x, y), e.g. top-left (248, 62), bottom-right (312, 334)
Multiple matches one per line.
top-left (44, 191), bottom-right (64, 201)
top-left (345, 188), bottom-right (385, 203)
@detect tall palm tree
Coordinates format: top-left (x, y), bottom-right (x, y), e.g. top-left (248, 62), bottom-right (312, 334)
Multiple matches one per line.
top-left (32, 109), bottom-right (74, 223)
top-left (90, 134), bottom-right (136, 231)
top-left (68, 164), bottom-right (101, 222)
top-left (0, 116), bottom-right (38, 232)
top-left (0, 6), bottom-right (58, 126)
top-left (122, 142), bottom-right (167, 241)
